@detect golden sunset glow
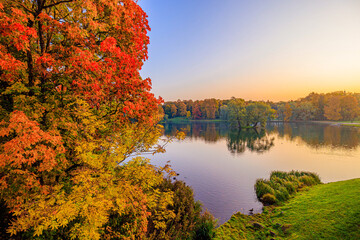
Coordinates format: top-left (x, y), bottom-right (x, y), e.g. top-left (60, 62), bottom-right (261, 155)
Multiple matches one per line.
top-left (140, 0), bottom-right (360, 101)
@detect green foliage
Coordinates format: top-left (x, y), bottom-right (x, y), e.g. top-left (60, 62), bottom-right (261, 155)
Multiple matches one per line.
top-left (219, 105), bottom-right (229, 120)
top-left (342, 123), bottom-right (360, 127)
top-left (146, 178), bottom-right (217, 240)
top-left (291, 102), bottom-right (316, 121)
top-left (255, 179), bottom-right (276, 198)
top-left (227, 98), bottom-right (246, 128)
top-left (261, 193), bottom-right (277, 205)
top-left (216, 178), bottom-right (360, 240)
top-left (255, 171), bottom-right (321, 205)
top-left (245, 102), bottom-right (275, 128)
top-left (227, 128), bottom-right (275, 155)
top-left (194, 211), bottom-right (217, 240)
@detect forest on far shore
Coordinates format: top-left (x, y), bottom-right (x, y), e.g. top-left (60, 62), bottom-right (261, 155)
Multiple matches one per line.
top-left (161, 91), bottom-right (360, 122)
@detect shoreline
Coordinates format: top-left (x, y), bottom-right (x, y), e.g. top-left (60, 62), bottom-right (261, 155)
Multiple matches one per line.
top-left (215, 178), bottom-right (360, 239)
top-left (269, 120), bottom-right (360, 127)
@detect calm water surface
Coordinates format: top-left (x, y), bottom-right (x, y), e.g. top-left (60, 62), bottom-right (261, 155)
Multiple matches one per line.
top-left (152, 122), bottom-right (360, 224)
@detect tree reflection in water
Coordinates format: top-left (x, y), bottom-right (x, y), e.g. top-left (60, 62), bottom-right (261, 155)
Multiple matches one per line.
top-left (162, 122), bottom-right (360, 153)
top-left (227, 129), bottom-right (275, 155)
top-left (163, 122), bottom-right (275, 154)
top-left (269, 122), bottom-right (360, 150)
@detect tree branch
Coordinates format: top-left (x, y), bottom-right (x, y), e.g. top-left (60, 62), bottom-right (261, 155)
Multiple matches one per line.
top-left (43, 0), bottom-right (73, 9)
top-left (15, 2), bottom-right (35, 14)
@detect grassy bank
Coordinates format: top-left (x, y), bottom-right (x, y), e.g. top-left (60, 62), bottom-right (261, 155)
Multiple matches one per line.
top-left (308, 120), bottom-right (360, 127)
top-left (215, 178), bottom-right (360, 239)
top-left (342, 123), bottom-right (360, 128)
top-left (255, 171), bottom-right (321, 205)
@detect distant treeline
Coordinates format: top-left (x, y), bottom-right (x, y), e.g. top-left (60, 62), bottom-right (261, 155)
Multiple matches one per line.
top-left (161, 91), bottom-right (360, 122)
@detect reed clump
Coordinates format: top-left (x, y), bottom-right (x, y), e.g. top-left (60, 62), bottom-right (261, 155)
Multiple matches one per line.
top-left (255, 171), bottom-right (321, 205)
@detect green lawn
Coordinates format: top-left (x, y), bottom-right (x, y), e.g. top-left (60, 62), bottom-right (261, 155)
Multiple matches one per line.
top-left (342, 124), bottom-right (360, 128)
top-left (338, 120), bottom-right (360, 123)
top-left (215, 178), bottom-right (360, 239)
top-left (338, 120), bottom-right (360, 127)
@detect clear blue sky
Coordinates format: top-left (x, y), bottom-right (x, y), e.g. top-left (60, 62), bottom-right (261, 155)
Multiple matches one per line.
top-left (139, 0), bottom-right (360, 101)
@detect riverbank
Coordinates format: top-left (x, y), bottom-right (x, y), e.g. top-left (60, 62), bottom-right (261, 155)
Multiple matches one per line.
top-left (309, 120), bottom-right (360, 127)
top-left (166, 118), bottom-right (360, 127)
top-left (269, 120), bottom-right (360, 128)
top-left (215, 178), bottom-right (360, 239)
top-left (164, 117), bottom-right (225, 123)
top-left (163, 118), bottom-right (258, 129)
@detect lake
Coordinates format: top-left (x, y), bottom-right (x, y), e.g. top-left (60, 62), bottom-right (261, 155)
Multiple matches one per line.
top-left (152, 122), bottom-right (360, 224)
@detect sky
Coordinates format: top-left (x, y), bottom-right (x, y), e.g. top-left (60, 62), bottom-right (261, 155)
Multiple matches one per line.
top-left (138, 0), bottom-right (360, 102)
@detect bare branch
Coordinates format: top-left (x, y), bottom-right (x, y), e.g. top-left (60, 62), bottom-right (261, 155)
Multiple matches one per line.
top-left (15, 2), bottom-right (35, 14)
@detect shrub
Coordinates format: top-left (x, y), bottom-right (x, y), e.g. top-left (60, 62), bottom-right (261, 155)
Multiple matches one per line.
top-left (274, 187), bottom-right (290, 202)
top-left (194, 211), bottom-right (217, 240)
top-left (255, 171), bottom-right (321, 205)
top-left (283, 181), bottom-right (296, 194)
top-left (270, 171), bottom-right (288, 179)
top-left (261, 193), bottom-right (277, 205)
top-left (299, 175), bottom-right (317, 186)
top-left (255, 179), bottom-right (275, 197)
top-left (146, 178), bottom-right (217, 239)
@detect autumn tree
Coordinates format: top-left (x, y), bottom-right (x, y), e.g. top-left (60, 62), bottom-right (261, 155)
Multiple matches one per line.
top-left (184, 99), bottom-right (194, 112)
top-left (170, 104), bottom-right (177, 117)
top-left (284, 103), bottom-right (293, 122)
top-left (303, 92), bottom-right (326, 120)
top-left (203, 99), bottom-right (219, 119)
top-left (177, 101), bottom-right (187, 117)
top-left (186, 111), bottom-right (191, 119)
top-left (275, 103), bottom-right (285, 121)
top-left (291, 102), bottom-right (316, 121)
top-left (340, 95), bottom-right (359, 121)
top-left (0, 0), bottom-right (195, 239)
top-left (324, 96), bottom-right (342, 121)
top-left (192, 103), bottom-right (202, 119)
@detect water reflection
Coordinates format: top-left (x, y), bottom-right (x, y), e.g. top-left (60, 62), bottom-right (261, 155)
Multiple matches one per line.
top-left (268, 123), bottom-right (360, 150)
top-left (163, 122), bottom-right (360, 151)
top-left (227, 129), bottom-right (275, 155)
top-left (158, 122), bottom-right (360, 224)
top-left (163, 122), bottom-right (228, 143)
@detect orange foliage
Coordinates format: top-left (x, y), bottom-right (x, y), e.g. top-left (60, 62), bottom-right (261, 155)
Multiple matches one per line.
top-left (324, 96), bottom-right (343, 121)
top-left (0, 111), bottom-right (65, 171)
top-left (0, 0), bottom-right (168, 239)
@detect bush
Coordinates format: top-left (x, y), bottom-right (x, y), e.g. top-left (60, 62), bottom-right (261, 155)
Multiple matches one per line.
top-left (255, 171), bottom-right (321, 205)
top-left (274, 187), bottom-right (290, 202)
top-left (270, 171), bottom-right (288, 179)
top-left (255, 179), bottom-right (275, 197)
top-left (261, 193), bottom-right (277, 205)
top-left (194, 211), bottom-right (217, 240)
top-left (283, 181), bottom-right (296, 194)
top-left (146, 178), bottom-right (217, 239)
top-left (299, 175), bottom-right (316, 186)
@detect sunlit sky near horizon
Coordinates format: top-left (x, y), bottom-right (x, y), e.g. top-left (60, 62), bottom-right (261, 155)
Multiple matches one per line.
top-left (139, 0), bottom-right (360, 102)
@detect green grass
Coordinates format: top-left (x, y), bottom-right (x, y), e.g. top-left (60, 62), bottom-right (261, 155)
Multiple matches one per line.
top-left (309, 120), bottom-right (360, 125)
top-left (338, 120), bottom-right (360, 123)
top-left (215, 178), bottom-right (360, 239)
top-left (255, 171), bottom-right (321, 205)
top-left (342, 124), bottom-right (360, 128)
